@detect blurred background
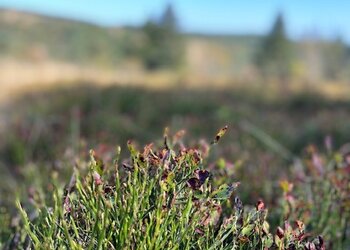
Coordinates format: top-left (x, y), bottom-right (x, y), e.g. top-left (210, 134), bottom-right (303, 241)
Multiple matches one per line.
top-left (0, 1), bottom-right (350, 93)
top-left (1, 0), bottom-right (350, 243)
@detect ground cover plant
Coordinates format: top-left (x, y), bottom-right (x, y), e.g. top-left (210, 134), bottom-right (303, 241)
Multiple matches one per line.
top-left (4, 127), bottom-right (341, 249)
top-left (0, 86), bottom-right (350, 248)
top-left (2, 85), bottom-right (350, 211)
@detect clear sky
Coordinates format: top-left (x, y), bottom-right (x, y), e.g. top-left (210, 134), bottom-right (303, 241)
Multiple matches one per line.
top-left (0, 0), bottom-right (349, 43)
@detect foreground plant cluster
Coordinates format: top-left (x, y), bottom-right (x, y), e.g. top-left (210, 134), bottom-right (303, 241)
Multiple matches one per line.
top-left (4, 127), bottom-right (348, 249)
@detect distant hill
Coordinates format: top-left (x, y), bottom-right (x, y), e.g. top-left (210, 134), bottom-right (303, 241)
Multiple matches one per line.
top-left (0, 9), bottom-right (139, 66)
top-left (0, 8), bottom-right (349, 88)
top-left (0, 9), bottom-right (261, 71)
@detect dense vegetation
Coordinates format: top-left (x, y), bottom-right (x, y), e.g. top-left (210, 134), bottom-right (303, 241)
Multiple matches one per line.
top-left (6, 127), bottom-right (346, 249)
top-left (0, 85), bottom-right (349, 248)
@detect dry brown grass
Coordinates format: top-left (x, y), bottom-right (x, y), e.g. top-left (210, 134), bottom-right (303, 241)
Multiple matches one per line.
top-left (1, 58), bottom-right (350, 107)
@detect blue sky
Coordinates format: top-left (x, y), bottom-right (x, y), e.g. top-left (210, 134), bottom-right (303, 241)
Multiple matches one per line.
top-left (0, 0), bottom-right (349, 42)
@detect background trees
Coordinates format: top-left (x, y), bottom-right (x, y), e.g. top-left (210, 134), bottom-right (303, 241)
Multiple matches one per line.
top-left (255, 13), bottom-right (293, 82)
top-left (141, 4), bottom-right (183, 70)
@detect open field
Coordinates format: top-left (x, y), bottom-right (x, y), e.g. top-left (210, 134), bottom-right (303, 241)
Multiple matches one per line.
top-left (1, 81), bottom-right (350, 248)
top-left (0, 83), bottom-right (350, 246)
top-left (1, 8), bottom-right (350, 249)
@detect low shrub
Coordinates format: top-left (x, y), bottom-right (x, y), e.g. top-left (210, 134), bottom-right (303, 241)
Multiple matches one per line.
top-left (279, 144), bottom-right (350, 249)
top-left (6, 127), bottom-right (326, 249)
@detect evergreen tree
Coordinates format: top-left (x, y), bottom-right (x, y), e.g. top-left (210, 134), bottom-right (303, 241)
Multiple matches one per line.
top-left (141, 4), bottom-right (183, 70)
top-left (255, 13), bottom-right (292, 81)
top-left (160, 4), bottom-right (177, 31)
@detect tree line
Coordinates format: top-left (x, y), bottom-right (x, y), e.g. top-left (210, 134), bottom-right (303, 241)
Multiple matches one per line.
top-left (140, 4), bottom-right (350, 83)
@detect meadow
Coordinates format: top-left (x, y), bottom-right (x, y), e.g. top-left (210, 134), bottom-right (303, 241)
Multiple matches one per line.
top-left (0, 7), bottom-right (350, 249)
top-left (0, 83), bottom-right (349, 249)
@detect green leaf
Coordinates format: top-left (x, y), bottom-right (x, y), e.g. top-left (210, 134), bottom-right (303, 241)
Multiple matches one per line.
top-left (127, 140), bottom-right (139, 159)
top-left (211, 183), bottom-right (239, 200)
top-left (241, 224), bottom-right (254, 236)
